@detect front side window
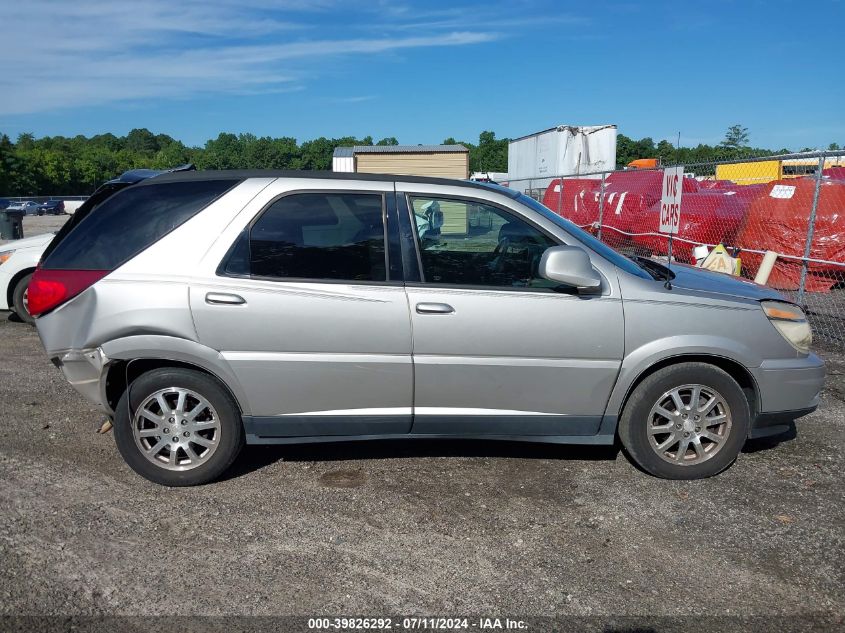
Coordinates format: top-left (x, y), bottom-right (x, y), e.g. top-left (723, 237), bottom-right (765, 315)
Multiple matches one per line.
top-left (409, 196), bottom-right (557, 288)
top-left (246, 192), bottom-right (386, 282)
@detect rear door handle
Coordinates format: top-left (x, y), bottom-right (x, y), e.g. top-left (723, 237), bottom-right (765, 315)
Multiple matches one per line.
top-left (416, 302), bottom-right (455, 315)
top-left (205, 292), bottom-right (246, 306)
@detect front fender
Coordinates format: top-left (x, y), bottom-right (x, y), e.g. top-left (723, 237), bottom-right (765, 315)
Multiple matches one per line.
top-left (602, 334), bottom-right (762, 422)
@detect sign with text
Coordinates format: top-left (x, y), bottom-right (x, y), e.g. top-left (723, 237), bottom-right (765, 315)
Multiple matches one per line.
top-left (659, 166), bottom-right (684, 234)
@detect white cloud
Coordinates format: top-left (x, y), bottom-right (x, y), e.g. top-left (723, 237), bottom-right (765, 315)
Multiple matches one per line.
top-left (0, 0), bottom-right (501, 115)
top-left (330, 96), bottom-right (378, 103)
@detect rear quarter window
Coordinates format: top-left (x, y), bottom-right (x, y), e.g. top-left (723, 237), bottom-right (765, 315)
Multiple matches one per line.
top-left (42, 179), bottom-right (239, 270)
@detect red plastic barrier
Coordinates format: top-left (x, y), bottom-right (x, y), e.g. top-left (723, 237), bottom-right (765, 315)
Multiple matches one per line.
top-left (604, 169), bottom-right (699, 194)
top-left (628, 184), bottom-right (766, 261)
top-left (699, 179), bottom-right (735, 190)
top-left (735, 178), bottom-right (845, 291)
top-left (542, 178), bottom-right (601, 226)
top-left (542, 171), bottom-right (705, 250)
top-left (823, 166), bottom-right (845, 180)
top-left (595, 171), bottom-right (669, 247)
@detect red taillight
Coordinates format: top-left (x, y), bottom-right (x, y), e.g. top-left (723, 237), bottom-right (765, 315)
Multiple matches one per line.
top-left (27, 269), bottom-right (108, 316)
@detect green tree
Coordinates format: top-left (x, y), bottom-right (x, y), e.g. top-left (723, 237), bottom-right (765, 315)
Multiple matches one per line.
top-left (655, 139), bottom-right (677, 164)
top-left (151, 142), bottom-right (192, 169)
top-left (15, 132), bottom-right (36, 151)
top-left (200, 133), bottom-right (243, 169)
top-left (471, 130), bottom-right (508, 172)
top-left (0, 134), bottom-right (17, 194)
top-left (0, 128), bottom-right (804, 196)
top-left (299, 137), bottom-right (335, 170)
top-left (721, 124), bottom-right (749, 149)
top-left (125, 128), bottom-right (162, 155)
top-left (616, 134), bottom-right (657, 166)
top-left (76, 146), bottom-right (118, 191)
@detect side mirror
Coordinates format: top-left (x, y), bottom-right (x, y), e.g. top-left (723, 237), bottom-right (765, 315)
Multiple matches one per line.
top-left (539, 246), bottom-right (602, 289)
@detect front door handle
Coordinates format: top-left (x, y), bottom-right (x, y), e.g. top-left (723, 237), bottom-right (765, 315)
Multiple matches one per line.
top-left (205, 292), bottom-right (246, 306)
top-left (416, 302), bottom-right (455, 315)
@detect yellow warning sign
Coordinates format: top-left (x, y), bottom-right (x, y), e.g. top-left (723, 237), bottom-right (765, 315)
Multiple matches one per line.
top-left (700, 244), bottom-right (741, 276)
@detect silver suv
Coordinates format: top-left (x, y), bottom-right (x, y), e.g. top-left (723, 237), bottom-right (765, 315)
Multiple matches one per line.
top-left (30, 171), bottom-right (825, 486)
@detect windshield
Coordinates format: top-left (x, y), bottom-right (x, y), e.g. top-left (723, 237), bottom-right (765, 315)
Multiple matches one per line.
top-left (516, 193), bottom-right (651, 280)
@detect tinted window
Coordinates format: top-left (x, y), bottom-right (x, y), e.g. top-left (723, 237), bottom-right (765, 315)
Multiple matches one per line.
top-left (410, 196), bottom-right (557, 288)
top-left (248, 192), bottom-right (386, 282)
top-left (43, 180), bottom-right (238, 270)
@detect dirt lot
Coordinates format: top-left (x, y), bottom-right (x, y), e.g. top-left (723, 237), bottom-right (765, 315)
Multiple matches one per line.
top-left (0, 303), bottom-right (844, 629)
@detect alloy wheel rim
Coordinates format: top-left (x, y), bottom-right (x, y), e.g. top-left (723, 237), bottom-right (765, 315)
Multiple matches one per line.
top-left (22, 288), bottom-right (28, 313)
top-left (132, 387), bottom-right (221, 471)
top-left (646, 383), bottom-right (732, 465)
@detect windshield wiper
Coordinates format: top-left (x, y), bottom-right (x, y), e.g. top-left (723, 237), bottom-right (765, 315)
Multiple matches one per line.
top-left (630, 256), bottom-right (676, 281)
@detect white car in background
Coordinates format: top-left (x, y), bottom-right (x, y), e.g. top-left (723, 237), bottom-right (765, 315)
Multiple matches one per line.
top-left (0, 232), bottom-right (54, 324)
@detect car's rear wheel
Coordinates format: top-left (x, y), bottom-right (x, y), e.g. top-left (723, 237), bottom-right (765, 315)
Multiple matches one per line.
top-left (113, 368), bottom-right (244, 486)
top-left (618, 362), bottom-right (750, 479)
top-left (12, 273), bottom-right (34, 325)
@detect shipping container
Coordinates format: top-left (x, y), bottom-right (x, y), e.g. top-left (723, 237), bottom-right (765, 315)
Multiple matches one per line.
top-left (714, 157), bottom-right (845, 186)
top-left (715, 160), bottom-right (782, 185)
top-left (507, 125), bottom-right (617, 195)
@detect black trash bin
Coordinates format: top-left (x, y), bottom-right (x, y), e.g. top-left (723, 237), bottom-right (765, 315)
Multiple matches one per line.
top-left (0, 209), bottom-right (24, 240)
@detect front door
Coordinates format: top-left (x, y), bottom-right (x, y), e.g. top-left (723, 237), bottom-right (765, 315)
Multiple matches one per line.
top-left (399, 189), bottom-right (624, 436)
top-left (191, 184), bottom-right (413, 438)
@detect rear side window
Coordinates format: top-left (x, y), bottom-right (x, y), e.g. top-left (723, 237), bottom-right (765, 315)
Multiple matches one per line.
top-left (229, 192), bottom-right (386, 282)
top-left (42, 180), bottom-right (238, 270)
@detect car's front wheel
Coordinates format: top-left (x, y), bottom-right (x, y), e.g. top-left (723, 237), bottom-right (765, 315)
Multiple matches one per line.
top-left (11, 273), bottom-right (34, 325)
top-left (618, 362), bottom-right (750, 479)
top-left (113, 368), bottom-right (245, 486)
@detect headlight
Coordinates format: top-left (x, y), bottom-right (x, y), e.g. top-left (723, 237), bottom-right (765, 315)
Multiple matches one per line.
top-left (762, 300), bottom-right (812, 353)
top-left (0, 249), bottom-right (15, 266)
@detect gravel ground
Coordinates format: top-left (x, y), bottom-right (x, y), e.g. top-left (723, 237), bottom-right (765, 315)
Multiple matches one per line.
top-left (0, 315), bottom-right (843, 630)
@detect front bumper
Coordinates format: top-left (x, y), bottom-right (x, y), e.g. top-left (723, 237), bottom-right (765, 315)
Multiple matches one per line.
top-left (749, 353), bottom-right (825, 438)
top-left (751, 407), bottom-right (816, 439)
top-left (0, 267), bottom-right (11, 309)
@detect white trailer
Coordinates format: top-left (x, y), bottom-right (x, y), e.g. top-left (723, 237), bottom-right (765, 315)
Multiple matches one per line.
top-left (506, 124), bottom-right (617, 195)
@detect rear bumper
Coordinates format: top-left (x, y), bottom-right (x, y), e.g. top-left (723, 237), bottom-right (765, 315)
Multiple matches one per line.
top-left (50, 348), bottom-right (111, 415)
top-left (748, 353), bottom-right (825, 438)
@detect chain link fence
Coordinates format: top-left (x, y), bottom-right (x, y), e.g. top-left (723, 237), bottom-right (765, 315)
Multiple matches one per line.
top-left (505, 151), bottom-right (845, 348)
top-left (2, 195), bottom-right (88, 203)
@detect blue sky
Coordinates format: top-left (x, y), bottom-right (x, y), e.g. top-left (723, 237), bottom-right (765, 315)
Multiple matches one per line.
top-left (1, 0), bottom-right (843, 150)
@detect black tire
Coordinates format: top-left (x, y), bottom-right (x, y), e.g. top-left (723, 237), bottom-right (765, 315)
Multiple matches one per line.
top-left (11, 272), bottom-right (34, 325)
top-left (618, 362), bottom-right (750, 479)
top-left (113, 368), bottom-right (244, 486)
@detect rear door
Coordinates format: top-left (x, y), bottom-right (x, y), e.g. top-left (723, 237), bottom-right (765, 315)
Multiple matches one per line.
top-left (190, 179), bottom-right (414, 439)
top-left (396, 182), bottom-right (625, 437)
